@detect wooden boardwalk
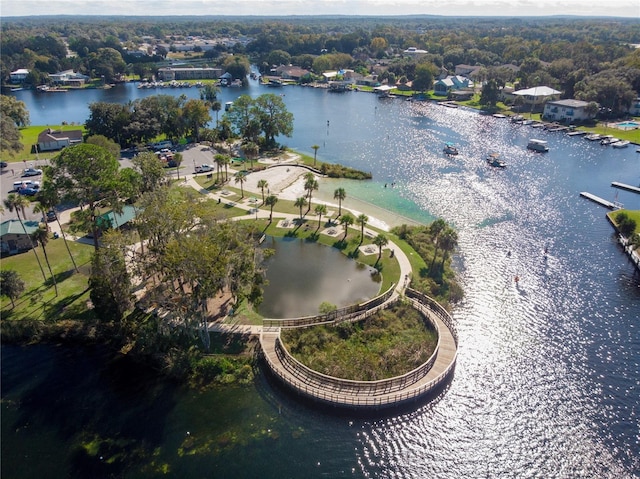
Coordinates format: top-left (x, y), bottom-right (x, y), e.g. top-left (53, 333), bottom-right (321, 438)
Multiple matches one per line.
top-left (260, 291), bottom-right (458, 410)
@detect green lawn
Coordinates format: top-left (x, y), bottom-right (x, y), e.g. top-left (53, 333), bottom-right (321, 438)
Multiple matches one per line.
top-left (7, 124), bottom-right (87, 163)
top-left (1, 236), bottom-right (94, 321)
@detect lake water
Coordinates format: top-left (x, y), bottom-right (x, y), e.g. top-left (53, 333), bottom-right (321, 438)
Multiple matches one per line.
top-left (258, 236), bottom-right (381, 319)
top-left (4, 81), bottom-right (640, 478)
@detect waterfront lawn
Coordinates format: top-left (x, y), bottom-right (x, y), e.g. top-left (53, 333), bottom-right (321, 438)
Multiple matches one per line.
top-left (280, 301), bottom-right (438, 381)
top-left (11, 124), bottom-right (87, 163)
top-left (0, 238), bottom-right (94, 321)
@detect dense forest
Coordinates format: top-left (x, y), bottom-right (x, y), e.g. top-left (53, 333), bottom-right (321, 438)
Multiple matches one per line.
top-left (2, 15), bottom-right (639, 116)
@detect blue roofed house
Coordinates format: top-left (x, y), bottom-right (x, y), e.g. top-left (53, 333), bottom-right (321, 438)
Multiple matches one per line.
top-left (434, 75), bottom-right (474, 96)
top-left (1, 220), bottom-right (39, 256)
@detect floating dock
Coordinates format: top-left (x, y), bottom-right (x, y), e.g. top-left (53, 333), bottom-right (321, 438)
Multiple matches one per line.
top-left (579, 192), bottom-right (622, 210)
top-left (611, 182), bottom-right (640, 194)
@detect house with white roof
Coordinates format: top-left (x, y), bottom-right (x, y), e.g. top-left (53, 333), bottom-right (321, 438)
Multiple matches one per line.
top-left (508, 86), bottom-right (561, 112)
top-left (49, 70), bottom-right (90, 86)
top-left (10, 69), bottom-right (30, 83)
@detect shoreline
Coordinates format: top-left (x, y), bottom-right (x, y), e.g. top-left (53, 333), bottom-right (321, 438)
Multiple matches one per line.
top-left (240, 163), bottom-right (425, 231)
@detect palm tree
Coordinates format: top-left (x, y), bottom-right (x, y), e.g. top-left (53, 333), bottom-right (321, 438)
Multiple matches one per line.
top-left (234, 171), bottom-right (247, 198)
top-left (333, 187), bottom-right (347, 218)
top-left (36, 188), bottom-right (79, 272)
top-left (311, 144), bottom-right (320, 166)
top-left (429, 218), bottom-right (447, 271)
top-left (211, 101), bottom-right (222, 126)
top-left (3, 193), bottom-right (47, 282)
top-left (340, 213), bottom-right (354, 241)
top-left (32, 202), bottom-right (50, 229)
top-left (244, 142), bottom-right (259, 170)
top-left (314, 203), bottom-right (327, 229)
top-left (294, 197), bottom-right (308, 220)
top-left (257, 179), bottom-right (269, 204)
top-left (31, 224), bottom-right (58, 296)
top-left (265, 194), bottom-right (278, 222)
top-left (439, 227), bottom-right (459, 271)
top-left (304, 173), bottom-right (318, 213)
top-left (214, 153), bottom-right (226, 184)
top-left (357, 213), bottom-right (369, 243)
top-left (222, 154), bottom-right (231, 182)
top-left (373, 233), bottom-right (389, 264)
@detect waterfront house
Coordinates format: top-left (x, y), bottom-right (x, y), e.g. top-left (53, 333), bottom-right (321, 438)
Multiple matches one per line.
top-left (274, 65), bottom-right (310, 81)
top-left (49, 70), bottom-right (90, 87)
top-left (157, 67), bottom-right (223, 81)
top-left (434, 76), bottom-right (474, 96)
top-left (37, 128), bottom-right (83, 152)
top-left (508, 86), bottom-right (561, 112)
top-left (543, 99), bottom-right (595, 123)
top-left (10, 69), bottom-right (30, 83)
top-left (0, 220), bottom-right (39, 256)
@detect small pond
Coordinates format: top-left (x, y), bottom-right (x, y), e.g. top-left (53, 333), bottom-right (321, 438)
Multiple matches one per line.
top-left (258, 236), bottom-right (381, 318)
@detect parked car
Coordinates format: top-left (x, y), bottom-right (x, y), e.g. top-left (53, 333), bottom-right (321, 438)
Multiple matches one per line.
top-left (22, 167), bottom-right (43, 177)
top-left (46, 210), bottom-right (57, 222)
top-left (0, 161), bottom-right (7, 169)
top-left (13, 180), bottom-right (40, 191)
top-left (195, 164), bottom-right (214, 173)
top-left (18, 187), bottom-right (39, 196)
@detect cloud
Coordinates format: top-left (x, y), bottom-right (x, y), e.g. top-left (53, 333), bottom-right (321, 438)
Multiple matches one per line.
top-left (3, 0), bottom-right (638, 17)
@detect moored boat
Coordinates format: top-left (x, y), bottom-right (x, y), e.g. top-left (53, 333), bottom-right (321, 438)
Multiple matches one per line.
top-left (486, 153), bottom-right (506, 168)
top-left (611, 140), bottom-right (630, 148)
top-left (443, 142), bottom-right (459, 155)
top-left (584, 133), bottom-right (602, 141)
top-left (527, 138), bottom-right (549, 152)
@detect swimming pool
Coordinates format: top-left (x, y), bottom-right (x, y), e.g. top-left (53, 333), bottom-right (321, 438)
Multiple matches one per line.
top-left (616, 120), bottom-right (640, 128)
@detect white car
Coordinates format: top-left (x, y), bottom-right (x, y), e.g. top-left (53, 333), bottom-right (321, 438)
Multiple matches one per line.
top-left (195, 164), bottom-right (214, 173)
top-left (22, 167), bottom-right (43, 177)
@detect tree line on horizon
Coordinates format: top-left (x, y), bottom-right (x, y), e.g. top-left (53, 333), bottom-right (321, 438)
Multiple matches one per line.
top-left (1, 16), bottom-right (639, 117)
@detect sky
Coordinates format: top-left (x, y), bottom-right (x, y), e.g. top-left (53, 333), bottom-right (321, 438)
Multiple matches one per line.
top-left (1, 0), bottom-right (639, 18)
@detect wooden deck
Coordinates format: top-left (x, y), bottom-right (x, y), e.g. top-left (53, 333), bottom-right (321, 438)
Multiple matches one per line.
top-left (260, 291), bottom-right (458, 409)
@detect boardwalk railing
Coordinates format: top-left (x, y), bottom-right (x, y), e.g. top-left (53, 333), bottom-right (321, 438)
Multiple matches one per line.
top-left (405, 288), bottom-right (458, 345)
top-left (262, 283), bottom-right (395, 329)
top-left (260, 291), bottom-right (458, 409)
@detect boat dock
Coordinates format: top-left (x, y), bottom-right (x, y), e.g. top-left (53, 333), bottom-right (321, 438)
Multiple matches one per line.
top-left (611, 182), bottom-right (640, 194)
top-left (580, 192), bottom-right (622, 210)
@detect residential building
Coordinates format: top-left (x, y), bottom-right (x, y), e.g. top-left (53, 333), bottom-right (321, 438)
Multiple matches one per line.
top-left (434, 75), bottom-right (474, 95)
top-left (37, 129), bottom-right (83, 152)
top-left (49, 70), bottom-right (90, 86)
top-left (275, 65), bottom-right (310, 81)
top-left (10, 69), bottom-right (30, 83)
top-left (157, 67), bottom-right (223, 81)
top-left (1, 220), bottom-right (39, 256)
top-left (543, 99), bottom-right (595, 122)
top-left (403, 47), bottom-right (428, 59)
top-left (454, 64), bottom-right (482, 78)
top-left (508, 86), bottom-right (561, 112)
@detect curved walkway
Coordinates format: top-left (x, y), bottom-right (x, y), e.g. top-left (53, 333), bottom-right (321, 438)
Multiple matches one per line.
top-left (180, 169), bottom-right (457, 409)
top-left (259, 292), bottom-right (457, 410)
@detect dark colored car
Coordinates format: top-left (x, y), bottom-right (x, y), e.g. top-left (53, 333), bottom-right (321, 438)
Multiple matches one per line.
top-left (0, 161), bottom-right (7, 169)
top-left (18, 187), bottom-right (39, 196)
top-left (46, 210), bottom-right (57, 222)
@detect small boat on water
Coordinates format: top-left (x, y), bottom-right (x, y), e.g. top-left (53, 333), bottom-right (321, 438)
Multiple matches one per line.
top-left (527, 138), bottom-right (549, 152)
top-left (443, 142), bottom-right (459, 155)
top-left (584, 133), bottom-right (602, 141)
top-left (600, 136), bottom-right (619, 145)
top-left (486, 153), bottom-right (506, 168)
top-left (611, 140), bottom-right (630, 148)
